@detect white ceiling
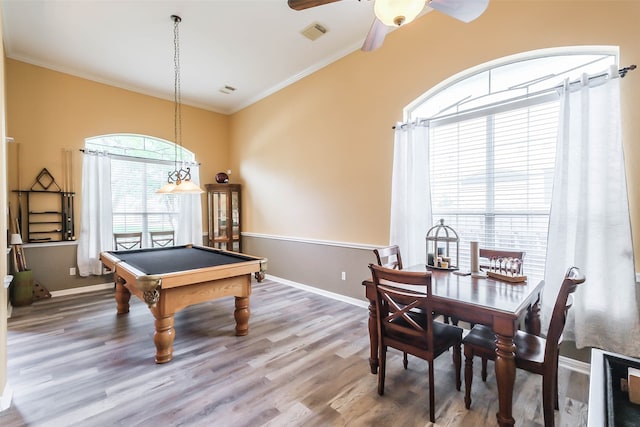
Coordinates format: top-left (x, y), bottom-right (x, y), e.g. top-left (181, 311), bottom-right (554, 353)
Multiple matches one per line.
top-left (1, 0), bottom-right (397, 114)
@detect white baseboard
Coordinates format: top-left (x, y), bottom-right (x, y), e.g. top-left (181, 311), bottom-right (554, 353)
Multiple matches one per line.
top-left (559, 355), bottom-right (590, 375)
top-left (265, 274), bottom-right (369, 309)
top-left (49, 282), bottom-right (113, 298)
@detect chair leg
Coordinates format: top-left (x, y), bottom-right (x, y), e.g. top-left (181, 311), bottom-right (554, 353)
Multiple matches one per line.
top-left (453, 343), bottom-right (461, 391)
top-left (554, 354), bottom-right (560, 410)
top-left (481, 356), bottom-right (488, 381)
top-left (378, 345), bottom-right (387, 396)
top-left (403, 352), bottom-right (408, 369)
top-left (428, 360), bottom-right (435, 423)
top-left (464, 350), bottom-right (473, 409)
top-left (542, 372), bottom-right (556, 427)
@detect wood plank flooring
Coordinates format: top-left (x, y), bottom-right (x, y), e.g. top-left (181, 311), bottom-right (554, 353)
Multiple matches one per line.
top-left (1, 279), bottom-right (589, 426)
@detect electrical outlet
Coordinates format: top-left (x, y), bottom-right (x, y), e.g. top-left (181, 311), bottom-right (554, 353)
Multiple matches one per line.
top-left (69, 267), bottom-right (76, 276)
top-left (341, 271), bottom-right (346, 280)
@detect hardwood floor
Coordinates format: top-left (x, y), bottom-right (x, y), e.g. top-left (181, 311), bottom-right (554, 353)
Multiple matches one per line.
top-left (1, 279), bottom-right (589, 426)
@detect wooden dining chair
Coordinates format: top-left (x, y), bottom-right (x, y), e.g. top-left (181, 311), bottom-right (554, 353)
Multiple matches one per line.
top-left (113, 232), bottom-right (142, 250)
top-left (374, 245), bottom-right (412, 368)
top-left (373, 245), bottom-right (403, 270)
top-left (369, 264), bottom-right (463, 423)
top-left (462, 266), bottom-right (585, 427)
top-left (150, 230), bottom-right (175, 248)
top-left (374, 245), bottom-right (448, 366)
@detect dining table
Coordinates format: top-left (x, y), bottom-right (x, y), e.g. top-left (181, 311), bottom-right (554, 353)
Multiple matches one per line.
top-left (362, 264), bottom-right (544, 427)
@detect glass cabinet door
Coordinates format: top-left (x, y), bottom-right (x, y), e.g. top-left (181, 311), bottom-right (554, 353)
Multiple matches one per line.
top-left (231, 189), bottom-right (240, 251)
top-left (206, 183), bottom-right (241, 252)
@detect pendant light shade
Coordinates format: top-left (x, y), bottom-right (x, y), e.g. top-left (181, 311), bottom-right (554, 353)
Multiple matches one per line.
top-left (374, 0), bottom-right (425, 27)
top-left (173, 179), bottom-right (205, 194)
top-left (156, 182), bottom-right (177, 194)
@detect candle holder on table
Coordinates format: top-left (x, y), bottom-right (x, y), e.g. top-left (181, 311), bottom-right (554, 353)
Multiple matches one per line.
top-left (426, 219), bottom-right (459, 270)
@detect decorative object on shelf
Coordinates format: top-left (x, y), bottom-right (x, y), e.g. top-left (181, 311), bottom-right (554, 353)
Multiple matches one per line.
top-left (31, 168), bottom-right (61, 191)
top-left (13, 168), bottom-right (75, 243)
top-left (206, 183), bottom-right (241, 252)
top-left (156, 15), bottom-right (204, 195)
top-left (485, 256), bottom-right (527, 283)
top-left (426, 218), bottom-right (459, 270)
top-left (215, 172), bottom-right (229, 183)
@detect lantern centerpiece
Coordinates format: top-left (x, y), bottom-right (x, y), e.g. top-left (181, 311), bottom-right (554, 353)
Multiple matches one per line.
top-left (426, 218), bottom-right (459, 270)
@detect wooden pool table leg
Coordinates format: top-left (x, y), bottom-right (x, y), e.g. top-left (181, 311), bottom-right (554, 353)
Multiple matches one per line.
top-left (153, 313), bottom-right (175, 364)
top-left (114, 277), bottom-right (131, 314)
top-left (234, 296), bottom-right (250, 336)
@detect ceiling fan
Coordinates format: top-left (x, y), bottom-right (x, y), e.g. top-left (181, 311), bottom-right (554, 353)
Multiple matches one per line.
top-left (288, 0), bottom-right (490, 51)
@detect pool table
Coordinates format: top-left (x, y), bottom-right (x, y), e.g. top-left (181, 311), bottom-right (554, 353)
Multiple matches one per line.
top-left (100, 244), bottom-right (267, 363)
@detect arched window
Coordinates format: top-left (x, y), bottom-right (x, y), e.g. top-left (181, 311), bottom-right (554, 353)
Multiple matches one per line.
top-left (84, 133), bottom-right (199, 248)
top-left (402, 47), bottom-right (617, 276)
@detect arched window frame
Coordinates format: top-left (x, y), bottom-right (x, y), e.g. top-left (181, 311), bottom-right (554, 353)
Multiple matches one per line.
top-left (84, 133), bottom-right (199, 248)
top-left (401, 46), bottom-right (618, 276)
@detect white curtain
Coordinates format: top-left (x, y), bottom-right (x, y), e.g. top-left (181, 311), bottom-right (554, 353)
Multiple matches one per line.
top-left (174, 164), bottom-right (204, 245)
top-left (543, 65), bottom-right (640, 357)
top-left (77, 152), bottom-right (113, 276)
top-left (390, 122), bottom-right (432, 267)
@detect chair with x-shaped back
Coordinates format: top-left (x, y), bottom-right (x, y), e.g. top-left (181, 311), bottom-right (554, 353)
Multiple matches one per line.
top-left (150, 230), bottom-right (175, 248)
top-left (369, 263), bottom-right (463, 423)
top-left (113, 232), bottom-right (142, 250)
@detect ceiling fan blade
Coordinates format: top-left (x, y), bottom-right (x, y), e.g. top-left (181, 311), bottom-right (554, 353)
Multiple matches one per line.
top-left (428, 0), bottom-right (490, 23)
top-left (361, 18), bottom-right (387, 52)
top-left (287, 0), bottom-right (342, 11)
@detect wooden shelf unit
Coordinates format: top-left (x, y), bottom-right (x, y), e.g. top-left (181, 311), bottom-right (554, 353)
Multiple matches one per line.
top-left (13, 190), bottom-right (75, 243)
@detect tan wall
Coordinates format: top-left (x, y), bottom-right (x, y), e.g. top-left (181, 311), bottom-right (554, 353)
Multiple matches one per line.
top-left (4, 60), bottom-right (229, 291)
top-left (5, 59), bottom-right (230, 235)
top-left (231, 1), bottom-right (640, 264)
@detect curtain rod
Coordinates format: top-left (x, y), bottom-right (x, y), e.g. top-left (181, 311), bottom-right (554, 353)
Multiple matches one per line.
top-left (393, 64), bottom-right (636, 130)
top-left (79, 148), bottom-right (200, 166)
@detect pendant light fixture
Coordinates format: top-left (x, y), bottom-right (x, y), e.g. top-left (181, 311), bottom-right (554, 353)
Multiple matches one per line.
top-left (157, 15), bottom-right (204, 195)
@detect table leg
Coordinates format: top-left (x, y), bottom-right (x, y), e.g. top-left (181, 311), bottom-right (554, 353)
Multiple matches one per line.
top-left (234, 296), bottom-right (250, 336)
top-left (153, 314), bottom-right (175, 364)
top-left (495, 333), bottom-right (516, 427)
top-left (368, 299), bottom-right (378, 374)
top-left (525, 295), bottom-right (541, 335)
top-left (115, 277), bottom-right (131, 314)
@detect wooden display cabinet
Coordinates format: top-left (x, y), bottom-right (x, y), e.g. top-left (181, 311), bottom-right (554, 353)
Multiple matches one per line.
top-left (206, 183), bottom-right (241, 252)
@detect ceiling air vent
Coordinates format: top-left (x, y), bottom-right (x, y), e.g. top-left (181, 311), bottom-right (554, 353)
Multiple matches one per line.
top-left (301, 22), bottom-right (327, 41)
top-left (219, 85), bottom-right (237, 95)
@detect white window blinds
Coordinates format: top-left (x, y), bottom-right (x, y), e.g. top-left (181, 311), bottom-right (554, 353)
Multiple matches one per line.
top-left (429, 100), bottom-right (559, 277)
top-left (111, 157), bottom-right (178, 248)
